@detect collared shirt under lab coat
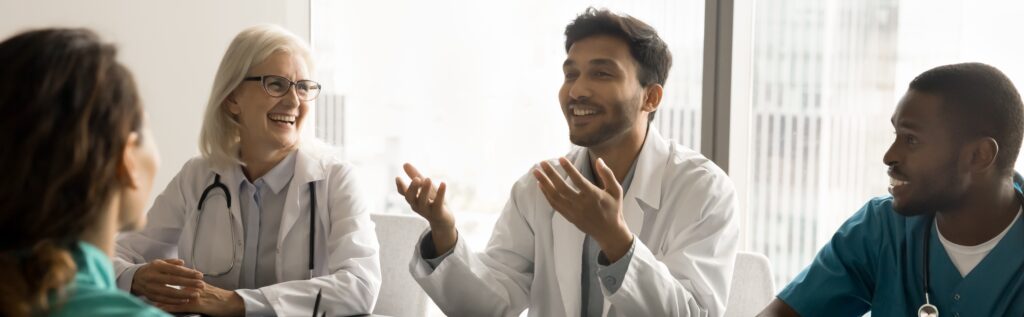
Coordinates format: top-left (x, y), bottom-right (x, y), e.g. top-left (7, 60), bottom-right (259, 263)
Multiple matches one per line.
top-left (113, 145), bottom-right (381, 316)
top-left (234, 150), bottom-right (294, 314)
top-left (409, 127), bottom-right (740, 317)
top-left (422, 153), bottom-right (638, 316)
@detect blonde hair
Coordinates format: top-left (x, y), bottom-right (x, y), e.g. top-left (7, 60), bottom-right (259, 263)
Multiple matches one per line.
top-left (199, 24), bottom-right (315, 169)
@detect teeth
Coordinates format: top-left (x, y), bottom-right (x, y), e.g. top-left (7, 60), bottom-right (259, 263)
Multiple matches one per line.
top-left (572, 108), bottom-right (597, 116)
top-left (890, 177), bottom-right (909, 187)
top-left (268, 114), bottom-right (296, 124)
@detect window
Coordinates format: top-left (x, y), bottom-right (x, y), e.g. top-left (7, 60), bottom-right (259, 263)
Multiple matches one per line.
top-left (738, 0), bottom-right (1024, 287)
top-left (311, 0), bottom-right (705, 252)
top-left (312, 0), bottom-right (1024, 299)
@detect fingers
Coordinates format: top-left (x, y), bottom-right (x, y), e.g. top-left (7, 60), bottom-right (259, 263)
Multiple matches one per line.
top-left (558, 157), bottom-right (594, 193)
top-left (154, 259), bottom-right (204, 281)
top-left (434, 182), bottom-right (447, 209)
top-left (403, 163), bottom-right (423, 180)
top-left (396, 164), bottom-right (450, 223)
top-left (417, 178), bottom-right (433, 207)
top-left (154, 301), bottom-right (195, 313)
top-left (136, 259), bottom-right (204, 303)
top-left (142, 283), bottom-right (197, 302)
top-left (540, 161), bottom-right (578, 196)
top-left (595, 158), bottom-right (623, 198)
top-left (532, 167), bottom-right (557, 196)
top-left (150, 273), bottom-right (205, 289)
top-left (403, 177), bottom-right (423, 207)
top-left (533, 166), bottom-right (568, 210)
top-left (427, 179), bottom-right (438, 198)
top-left (395, 177), bottom-right (409, 195)
top-left (147, 293), bottom-right (192, 305)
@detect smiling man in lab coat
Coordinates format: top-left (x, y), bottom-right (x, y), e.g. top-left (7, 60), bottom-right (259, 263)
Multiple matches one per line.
top-left (396, 8), bottom-right (739, 317)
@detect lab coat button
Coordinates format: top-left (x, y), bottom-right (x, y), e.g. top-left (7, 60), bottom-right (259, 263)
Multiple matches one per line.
top-left (953, 294), bottom-right (960, 301)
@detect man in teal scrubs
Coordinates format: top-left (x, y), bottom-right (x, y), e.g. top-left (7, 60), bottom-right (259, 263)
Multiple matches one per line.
top-left (51, 242), bottom-right (167, 317)
top-left (759, 63), bottom-right (1024, 316)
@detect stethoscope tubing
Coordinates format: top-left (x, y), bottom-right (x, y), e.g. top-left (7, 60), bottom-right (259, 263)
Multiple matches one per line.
top-left (919, 189), bottom-right (1024, 316)
top-left (193, 173), bottom-right (318, 279)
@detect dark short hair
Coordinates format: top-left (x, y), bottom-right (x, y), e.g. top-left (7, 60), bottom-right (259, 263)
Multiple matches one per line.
top-left (909, 62), bottom-right (1024, 172)
top-left (565, 7), bottom-right (672, 122)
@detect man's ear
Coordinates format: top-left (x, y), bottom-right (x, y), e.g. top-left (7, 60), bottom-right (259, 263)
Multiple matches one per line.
top-left (968, 137), bottom-right (999, 172)
top-left (224, 91), bottom-right (241, 115)
top-left (118, 132), bottom-right (141, 189)
top-left (642, 84), bottom-right (663, 114)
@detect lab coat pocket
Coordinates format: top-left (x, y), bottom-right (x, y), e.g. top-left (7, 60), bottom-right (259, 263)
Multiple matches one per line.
top-left (190, 198), bottom-right (236, 276)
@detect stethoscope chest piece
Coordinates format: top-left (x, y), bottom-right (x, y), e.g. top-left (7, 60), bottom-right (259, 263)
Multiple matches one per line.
top-left (918, 303), bottom-right (938, 317)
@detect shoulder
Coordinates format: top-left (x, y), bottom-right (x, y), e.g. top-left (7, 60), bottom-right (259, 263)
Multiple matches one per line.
top-left (54, 288), bottom-right (168, 317)
top-left (775, 197), bottom-right (902, 316)
top-left (171, 155), bottom-right (216, 182)
top-left (836, 196), bottom-right (905, 238)
top-left (841, 197), bottom-right (899, 229)
top-left (300, 141), bottom-right (352, 174)
top-left (313, 151), bottom-right (357, 182)
top-left (508, 146), bottom-right (588, 193)
top-left (660, 143), bottom-right (736, 202)
top-left (153, 156), bottom-right (217, 197)
top-left (667, 143), bottom-right (729, 182)
top-left (298, 144), bottom-right (364, 198)
top-left (853, 196), bottom-right (896, 222)
top-left (810, 195), bottom-right (908, 268)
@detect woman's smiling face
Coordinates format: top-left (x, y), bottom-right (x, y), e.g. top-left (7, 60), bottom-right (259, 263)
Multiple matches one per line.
top-left (227, 51), bottom-right (311, 153)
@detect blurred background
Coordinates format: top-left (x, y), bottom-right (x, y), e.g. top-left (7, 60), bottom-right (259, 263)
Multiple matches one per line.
top-left (4, 0), bottom-right (1024, 314)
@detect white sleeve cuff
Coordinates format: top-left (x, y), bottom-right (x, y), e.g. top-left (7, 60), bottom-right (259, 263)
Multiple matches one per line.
top-left (235, 289), bottom-right (276, 316)
top-left (421, 231), bottom-right (457, 269)
top-left (115, 263), bottom-right (145, 292)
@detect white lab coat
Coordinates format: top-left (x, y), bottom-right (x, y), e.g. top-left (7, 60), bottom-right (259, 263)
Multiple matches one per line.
top-left (410, 127), bottom-right (739, 317)
top-left (114, 146), bottom-right (381, 316)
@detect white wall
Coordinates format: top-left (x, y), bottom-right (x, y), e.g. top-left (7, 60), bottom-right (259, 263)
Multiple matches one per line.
top-left (0, 0), bottom-right (310, 203)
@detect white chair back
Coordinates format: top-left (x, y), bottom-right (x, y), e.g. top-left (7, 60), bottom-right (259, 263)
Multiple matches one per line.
top-left (724, 251), bottom-right (776, 317)
top-left (371, 213), bottom-right (430, 317)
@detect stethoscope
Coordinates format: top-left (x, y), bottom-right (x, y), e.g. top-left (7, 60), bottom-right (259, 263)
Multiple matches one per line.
top-left (918, 189), bottom-right (1024, 317)
top-left (192, 173), bottom-right (318, 279)
top-left (919, 216), bottom-right (939, 317)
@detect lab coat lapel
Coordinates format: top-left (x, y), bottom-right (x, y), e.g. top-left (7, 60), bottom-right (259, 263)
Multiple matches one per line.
top-left (552, 212), bottom-right (585, 317)
top-left (552, 151), bottom-right (588, 317)
top-left (585, 125), bottom-right (670, 250)
top-left (592, 127), bottom-right (666, 317)
top-left (278, 147), bottom-right (327, 247)
top-left (551, 126), bottom-right (668, 317)
top-left (205, 163), bottom-right (245, 288)
top-left (622, 126), bottom-right (668, 237)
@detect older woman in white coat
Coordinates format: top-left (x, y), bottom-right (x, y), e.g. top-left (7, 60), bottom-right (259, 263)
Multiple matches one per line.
top-left (113, 25), bottom-right (380, 316)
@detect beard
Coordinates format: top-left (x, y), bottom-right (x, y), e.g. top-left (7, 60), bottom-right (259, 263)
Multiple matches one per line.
top-left (568, 94), bottom-right (642, 147)
top-left (569, 113), bottom-right (631, 147)
top-left (892, 159), bottom-right (968, 217)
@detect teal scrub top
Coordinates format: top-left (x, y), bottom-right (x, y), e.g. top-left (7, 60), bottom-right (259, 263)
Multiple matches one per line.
top-left (778, 178), bottom-right (1024, 316)
top-left (48, 242), bottom-right (168, 317)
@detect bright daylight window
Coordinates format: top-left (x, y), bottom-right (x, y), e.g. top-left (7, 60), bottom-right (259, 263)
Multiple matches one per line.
top-left (741, 0), bottom-right (1024, 287)
top-left (311, 0), bottom-right (704, 251)
top-left (312, 0), bottom-right (1024, 297)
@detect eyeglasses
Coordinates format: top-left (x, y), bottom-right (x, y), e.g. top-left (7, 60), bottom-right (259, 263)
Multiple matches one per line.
top-left (243, 75), bottom-right (322, 101)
